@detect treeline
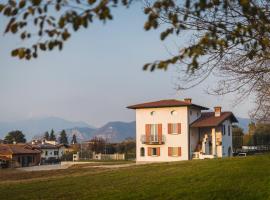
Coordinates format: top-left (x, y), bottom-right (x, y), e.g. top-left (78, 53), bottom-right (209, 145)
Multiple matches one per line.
top-left (243, 123), bottom-right (270, 146)
top-left (0, 129), bottom-right (78, 145)
top-left (65, 136), bottom-right (136, 160)
top-left (233, 122), bottom-right (270, 151)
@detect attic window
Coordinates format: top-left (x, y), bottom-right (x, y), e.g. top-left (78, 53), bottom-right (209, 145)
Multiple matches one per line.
top-left (150, 111), bottom-right (155, 116)
top-left (171, 110), bottom-right (177, 115)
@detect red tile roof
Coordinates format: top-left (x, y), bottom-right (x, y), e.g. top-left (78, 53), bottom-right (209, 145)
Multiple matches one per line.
top-left (127, 99), bottom-right (209, 110)
top-left (191, 112), bottom-right (238, 128)
top-left (0, 155), bottom-right (10, 161)
top-left (0, 144), bottom-right (41, 155)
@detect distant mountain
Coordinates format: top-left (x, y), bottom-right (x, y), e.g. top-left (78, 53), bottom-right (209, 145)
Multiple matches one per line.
top-left (0, 117), bottom-right (93, 140)
top-left (0, 115), bottom-right (250, 142)
top-left (237, 117), bottom-right (251, 133)
top-left (65, 127), bottom-right (97, 142)
top-left (93, 121), bottom-right (135, 142)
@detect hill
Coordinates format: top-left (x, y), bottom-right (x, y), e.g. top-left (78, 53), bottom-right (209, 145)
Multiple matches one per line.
top-left (0, 117), bottom-right (92, 140)
top-left (93, 121), bottom-right (135, 142)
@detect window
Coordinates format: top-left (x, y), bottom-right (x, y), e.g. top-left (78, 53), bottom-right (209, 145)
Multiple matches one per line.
top-left (171, 147), bottom-right (178, 156)
top-left (140, 147), bottom-right (145, 157)
top-left (152, 148), bottom-right (157, 156)
top-left (190, 110), bottom-right (192, 115)
top-left (228, 125), bottom-right (231, 136)
top-left (148, 147), bottom-right (160, 156)
top-left (222, 125), bottom-right (226, 135)
top-left (54, 151), bottom-right (59, 156)
top-left (45, 151), bottom-right (48, 156)
top-left (171, 110), bottom-right (177, 115)
top-left (168, 123), bottom-right (181, 134)
top-left (150, 124), bottom-right (159, 139)
top-left (168, 147), bottom-right (181, 157)
top-left (150, 111), bottom-right (155, 116)
top-left (17, 156), bottom-right (21, 163)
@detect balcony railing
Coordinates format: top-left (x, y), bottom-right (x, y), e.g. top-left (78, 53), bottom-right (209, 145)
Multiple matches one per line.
top-left (140, 135), bottom-right (166, 144)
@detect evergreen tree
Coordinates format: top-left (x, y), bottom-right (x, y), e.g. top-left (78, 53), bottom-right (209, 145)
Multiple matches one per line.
top-left (49, 129), bottom-right (56, 141)
top-left (71, 134), bottom-right (77, 144)
top-left (4, 130), bottom-right (26, 144)
top-left (59, 130), bottom-right (68, 144)
top-left (44, 131), bottom-right (49, 140)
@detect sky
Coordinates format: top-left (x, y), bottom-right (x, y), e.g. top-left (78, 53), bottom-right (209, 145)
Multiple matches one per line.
top-left (0, 3), bottom-right (254, 127)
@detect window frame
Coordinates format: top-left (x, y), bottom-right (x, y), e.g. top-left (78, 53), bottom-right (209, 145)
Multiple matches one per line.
top-left (140, 147), bottom-right (145, 157)
top-left (152, 148), bottom-right (157, 156)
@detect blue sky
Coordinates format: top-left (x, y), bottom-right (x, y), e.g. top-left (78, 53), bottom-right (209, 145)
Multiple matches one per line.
top-left (0, 3), bottom-right (253, 127)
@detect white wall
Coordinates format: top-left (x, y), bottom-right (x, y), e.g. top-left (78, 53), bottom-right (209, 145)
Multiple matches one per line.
top-left (189, 108), bottom-right (201, 124)
top-left (41, 148), bottom-right (59, 160)
top-left (221, 119), bottom-right (233, 157)
top-left (136, 107), bottom-right (189, 162)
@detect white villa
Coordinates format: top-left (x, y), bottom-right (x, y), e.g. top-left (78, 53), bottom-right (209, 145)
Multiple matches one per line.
top-left (127, 98), bottom-right (238, 162)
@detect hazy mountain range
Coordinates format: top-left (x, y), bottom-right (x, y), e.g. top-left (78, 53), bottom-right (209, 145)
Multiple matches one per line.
top-left (0, 116), bottom-right (250, 142)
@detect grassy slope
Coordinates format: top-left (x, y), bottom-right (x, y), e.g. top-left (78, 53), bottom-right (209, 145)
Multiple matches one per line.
top-left (1, 155), bottom-right (270, 200)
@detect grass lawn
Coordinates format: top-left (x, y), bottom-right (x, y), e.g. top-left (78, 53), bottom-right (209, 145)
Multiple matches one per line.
top-left (1, 155), bottom-right (270, 200)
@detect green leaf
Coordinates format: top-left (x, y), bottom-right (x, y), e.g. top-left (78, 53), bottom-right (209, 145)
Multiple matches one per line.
top-left (11, 49), bottom-right (19, 57)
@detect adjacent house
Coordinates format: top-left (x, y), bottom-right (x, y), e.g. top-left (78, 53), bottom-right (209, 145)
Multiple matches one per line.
top-left (31, 140), bottom-right (71, 163)
top-left (127, 99), bottom-right (238, 162)
top-left (0, 144), bottom-right (41, 168)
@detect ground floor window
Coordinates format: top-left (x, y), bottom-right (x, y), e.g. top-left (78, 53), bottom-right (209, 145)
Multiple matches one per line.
top-left (152, 148), bottom-right (157, 156)
top-left (168, 147), bottom-right (181, 157)
top-left (140, 147), bottom-right (145, 157)
top-left (147, 147), bottom-right (160, 156)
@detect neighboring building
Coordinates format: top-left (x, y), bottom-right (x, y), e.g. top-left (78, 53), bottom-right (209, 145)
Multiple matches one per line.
top-left (127, 99), bottom-right (238, 162)
top-left (0, 144), bottom-right (41, 168)
top-left (31, 140), bottom-right (71, 163)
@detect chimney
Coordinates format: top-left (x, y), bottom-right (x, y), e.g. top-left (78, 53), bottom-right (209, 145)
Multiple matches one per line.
top-left (184, 98), bottom-right (192, 103)
top-left (214, 106), bottom-right (222, 117)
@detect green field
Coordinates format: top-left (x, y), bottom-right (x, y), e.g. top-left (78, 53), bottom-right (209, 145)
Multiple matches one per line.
top-left (1, 155), bottom-right (270, 200)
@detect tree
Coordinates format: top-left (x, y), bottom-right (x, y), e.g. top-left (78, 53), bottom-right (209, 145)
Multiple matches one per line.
top-left (1, 0), bottom-right (270, 120)
top-left (248, 122), bottom-right (256, 135)
top-left (4, 130), bottom-right (26, 144)
top-left (232, 125), bottom-right (244, 152)
top-left (49, 129), bottom-right (56, 141)
top-left (71, 134), bottom-right (77, 144)
top-left (88, 136), bottom-right (105, 153)
top-left (44, 131), bottom-right (49, 140)
top-left (59, 130), bottom-right (68, 144)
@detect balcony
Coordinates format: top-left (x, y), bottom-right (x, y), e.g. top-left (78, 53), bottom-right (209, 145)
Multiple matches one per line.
top-left (140, 135), bottom-right (166, 145)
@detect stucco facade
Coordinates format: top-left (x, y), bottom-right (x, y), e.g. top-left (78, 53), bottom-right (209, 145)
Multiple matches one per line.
top-left (128, 99), bottom-right (237, 162)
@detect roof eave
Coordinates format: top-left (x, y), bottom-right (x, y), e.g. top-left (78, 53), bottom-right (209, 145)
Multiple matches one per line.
top-left (127, 105), bottom-right (209, 110)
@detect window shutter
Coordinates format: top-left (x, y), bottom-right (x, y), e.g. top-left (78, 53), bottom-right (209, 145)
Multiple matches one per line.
top-left (168, 147), bottom-right (172, 156)
top-left (147, 147), bottom-right (152, 156)
top-left (157, 147), bottom-right (160, 156)
top-left (177, 123), bottom-right (181, 134)
top-left (145, 124), bottom-right (150, 143)
top-left (158, 124), bottom-right (162, 144)
top-left (168, 123), bottom-right (171, 134)
top-left (178, 147), bottom-right (181, 156)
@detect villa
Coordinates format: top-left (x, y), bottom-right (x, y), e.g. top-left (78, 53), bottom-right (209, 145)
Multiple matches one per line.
top-left (127, 98), bottom-right (238, 162)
